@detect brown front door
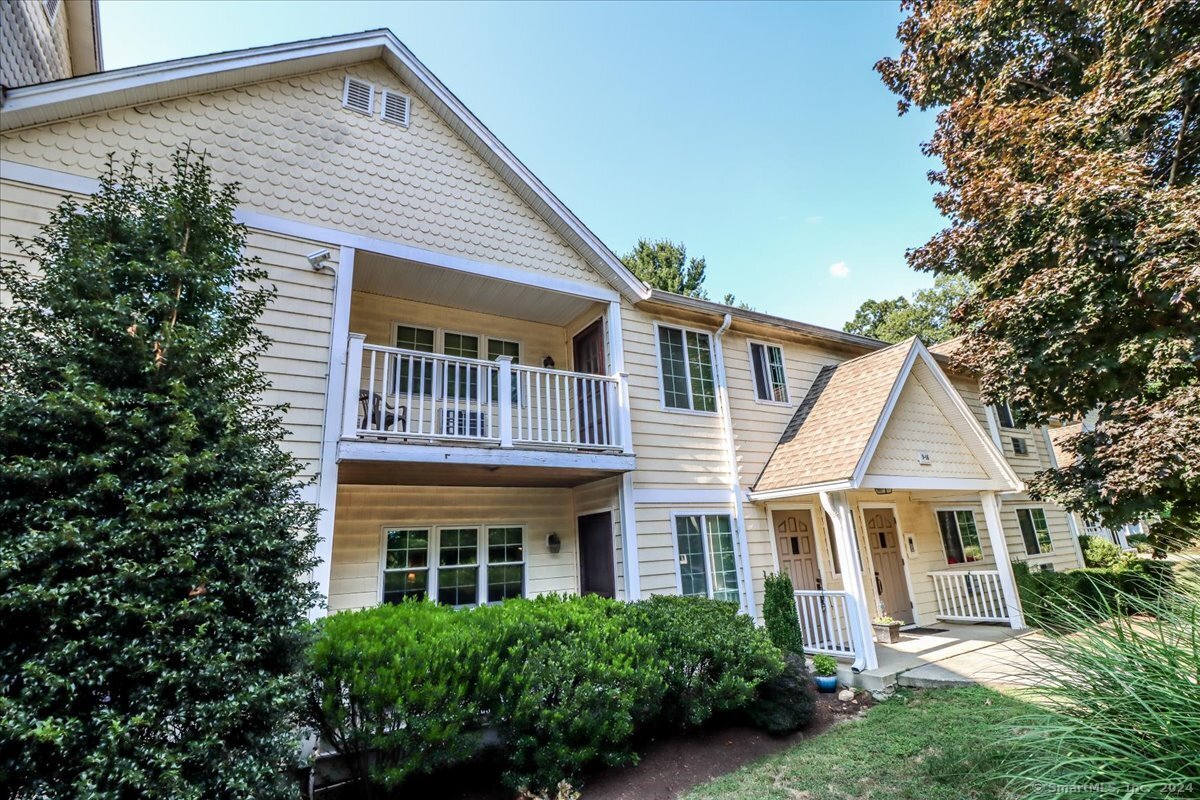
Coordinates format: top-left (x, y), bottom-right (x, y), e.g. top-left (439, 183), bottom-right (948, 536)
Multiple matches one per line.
top-left (578, 511), bottom-right (615, 598)
top-left (864, 508), bottom-right (913, 624)
top-left (772, 510), bottom-right (822, 591)
top-left (572, 319), bottom-right (608, 445)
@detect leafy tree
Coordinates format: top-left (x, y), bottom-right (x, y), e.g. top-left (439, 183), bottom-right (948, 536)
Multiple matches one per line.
top-left (622, 238), bottom-right (708, 298)
top-left (0, 151), bottom-right (319, 798)
top-left (878, 0), bottom-right (1200, 548)
top-left (844, 274), bottom-right (970, 343)
top-left (722, 292), bottom-right (756, 311)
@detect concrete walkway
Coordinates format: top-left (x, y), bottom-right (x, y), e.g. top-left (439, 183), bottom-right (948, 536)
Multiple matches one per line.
top-left (843, 623), bottom-right (1052, 691)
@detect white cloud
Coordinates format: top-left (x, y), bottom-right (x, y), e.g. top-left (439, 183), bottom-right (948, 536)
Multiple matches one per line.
top-left (828, 261), bottom-right (850, 278)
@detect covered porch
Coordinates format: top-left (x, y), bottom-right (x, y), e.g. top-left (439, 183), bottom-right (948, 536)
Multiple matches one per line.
top-left (748, 338), bottom-right (1027, 673)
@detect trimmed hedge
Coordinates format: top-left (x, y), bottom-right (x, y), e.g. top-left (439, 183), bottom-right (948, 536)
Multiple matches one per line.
top-left (1014, 558), bottom-right (1175, 627)
top-left (308, 594), bottom-right (791, 793)
top-left (762, 572), bottom-right (805, 656)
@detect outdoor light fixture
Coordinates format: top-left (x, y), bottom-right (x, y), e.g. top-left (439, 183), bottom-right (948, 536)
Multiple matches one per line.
top-left (543, 356), bottom-right (555, 369)
top-left (546, 533), bottom-right (561, 554)
top-left (306, 248), bottom-right (332, 270)
top-left (874, 488), bottom-right (893, 495)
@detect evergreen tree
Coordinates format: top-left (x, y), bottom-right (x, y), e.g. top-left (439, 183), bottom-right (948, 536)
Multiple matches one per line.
top-left (0, 151), bottom-right (319, 798)
top-left (621, 238), bottom-right (708, 298)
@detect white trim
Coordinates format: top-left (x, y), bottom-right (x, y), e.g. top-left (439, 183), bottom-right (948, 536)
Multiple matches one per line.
top-left (652, 321), bottom-right (720, 416)
top-left (336, 439), bottom-right (636, 471)
top-left (984, 405), bottom-right (1004, 450)
top-left (0, 159), bottom-right (623, 305)
top-left (746, 339), bottom-right (791, 406)
top-left (818, 490), bottom-right (877, 671)
top-left (932, 506), bottom-right (989, 567)
top-left (1013, 505), bottom-right (1055, 557)
top-left (379, 522), bottom-right (528, 607)
top-left (713, 313), bottom-right (756, 617)
top-left (341, 75), bottom-right (375, 115)
top-left (979, 491), bottom-right (1027, 629)
top-left (379, 89), bottom-right (411, 127)
top-left (633, 488), bottom-right (737, 506)
top-left (748, 480), bottom-right (855, 502)
top-left (618, 473), bottom-right (640, 600)
top-left (669, 509), bottom-right (746, 609)
top-left (858, 475), bottom-right (1012, 491)
top-left (311, 246), bottom-right (356, 617)
top-left (0, 31), bottom-right (651, 302)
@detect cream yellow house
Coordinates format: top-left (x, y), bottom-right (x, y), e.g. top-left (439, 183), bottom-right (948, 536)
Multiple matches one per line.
top-left (0, 25), bottom-right (1085, 674)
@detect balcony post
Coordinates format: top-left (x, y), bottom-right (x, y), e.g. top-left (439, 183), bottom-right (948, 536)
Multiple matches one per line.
top-left (342, 333), bottom-right (366, 438)
top-left (617, 372), bottom-right (634, 454)
top-left (497, 356), bottom-right (513, 448)
top-left (980, 491), bottom-right (1027, 629)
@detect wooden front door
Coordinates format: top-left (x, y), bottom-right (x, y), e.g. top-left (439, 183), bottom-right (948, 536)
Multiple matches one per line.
top-left (578, 511), bottom-right (615, 598)
top-left (864, 508), bottom-right (913, 624)
top-left (772, 510), bottom-right (822, 591)
top-left (572, 319), bottom-right (607, 445)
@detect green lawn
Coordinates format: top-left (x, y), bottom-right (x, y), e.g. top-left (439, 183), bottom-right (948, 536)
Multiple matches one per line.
top-left (684, 687), bottom-right (1028, 800)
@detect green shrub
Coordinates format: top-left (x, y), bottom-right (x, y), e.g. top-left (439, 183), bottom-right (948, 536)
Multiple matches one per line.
top-left (629, 595), bottom-right (784, 729)
top-left (746, 653), bottom-right (817, 735)
top-left (1003, 556), bottom-right (1200, 798)
top-left (811, 654), bottom-right (839, 677)
top-left (762, 572), bottom-right (805, 656)
top-left (475, 595), bottom-right (665, 792)
top-left (1014, 558), bottom-right (1175, 628)
top-left (1078, 534), bottom-right (1127, 568)
top-left (307, 601), bottom-right (493, 790)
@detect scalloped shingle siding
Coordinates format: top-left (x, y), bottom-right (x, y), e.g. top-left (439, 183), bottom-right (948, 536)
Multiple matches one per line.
top-left (0, 60), bottom-right (605, 287)
top-left (1, 0), bottom-right (73, 89)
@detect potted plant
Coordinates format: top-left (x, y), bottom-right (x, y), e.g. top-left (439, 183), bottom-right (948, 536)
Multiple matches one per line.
top-left (812, 654), bottom-right (839, 693)
top-left (872, 616), bottom-right (903, 644)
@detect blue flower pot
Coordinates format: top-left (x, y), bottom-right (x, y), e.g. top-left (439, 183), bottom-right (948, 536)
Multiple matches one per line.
top-left (815, 675), bottom-right (838, 693)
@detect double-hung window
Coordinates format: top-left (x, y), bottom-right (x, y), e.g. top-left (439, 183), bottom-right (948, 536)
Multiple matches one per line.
top-left (381, 525), bottom-right (525, 607)
top-left (675, 513), bottom-right (740, 603)
top-left (995, 402), bottom-right (1016, 428)
top-left (443, 333), bottom-right (480, 401)
top-left (1016, 508), bottom-right (1054, 555)
top-left (937, 509), bottom-right (984, 565)
top-left (658, 325), bottom-right (717, 412)
top-left (395, 325), bottom-right (436, 395)
top-left (487, 338), bottom-right (521, 402)
top-left (749, 342), bottom-right (788, 403)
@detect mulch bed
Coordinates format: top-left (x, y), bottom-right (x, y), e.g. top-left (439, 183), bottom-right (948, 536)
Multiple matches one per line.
top-left (382, 691), bottom-right (875, 800)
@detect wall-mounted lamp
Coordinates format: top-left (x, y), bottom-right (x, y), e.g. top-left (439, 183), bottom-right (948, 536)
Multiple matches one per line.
top-left (306, 248), bottom-right (333, 271)
top-left (543, 355), bottom-right (555, 369)
top-left (874, 488), bottom-right (893, 495)
top-left (546, 533), bottom-right (561, 554)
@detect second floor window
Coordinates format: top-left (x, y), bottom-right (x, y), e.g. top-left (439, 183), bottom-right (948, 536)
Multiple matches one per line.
top-left (1016, 508), bottom-right (1054, 555)
top-left (996, 402), bottom-right (1016, 428)
top-left (750, 342), bottom-right (788, 403)
top-left (937, 509), bottom-right (984, 565)
top-left (658, 325), bottom-right (716, 412)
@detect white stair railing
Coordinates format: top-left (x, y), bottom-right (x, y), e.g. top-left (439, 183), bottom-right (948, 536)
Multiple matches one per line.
top-left (929, 570), bottom-right (1010, 623)
top-left (794, 590), bottom-right (861, 661)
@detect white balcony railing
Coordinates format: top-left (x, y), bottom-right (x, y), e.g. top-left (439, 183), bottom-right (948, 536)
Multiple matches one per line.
top-left (794, 590), bottom-right (863, 660)
top-left (342, 338), bottom-right (629, 452)
top-left (929, 570), bottom-right (1010, 623)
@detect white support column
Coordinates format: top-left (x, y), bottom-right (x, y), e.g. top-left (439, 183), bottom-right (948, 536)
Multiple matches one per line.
top-left (979, 491), bottom-right (1027, 630)
top-left (819, 490), bottom-right (878, 670)
top-left (497, 356), bottom-right (513, 447)
top-left (342, 334), bottom-right (366, 439)
top-left (312, 247), bottom-right (356, 618)
top-left (606, 300), bottom-right (640, 601)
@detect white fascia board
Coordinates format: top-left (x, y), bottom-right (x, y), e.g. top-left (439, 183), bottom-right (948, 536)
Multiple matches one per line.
top-left (336, 440), bottom-right (636, 472)
top-left (747, 479), bottom-right (855, 503)
top-left (858, 474), bottom-right (1014, 491)
top-left (1, 29), bottom-right (650, 305)
top-left (0, 159), bottom-right (619, 304)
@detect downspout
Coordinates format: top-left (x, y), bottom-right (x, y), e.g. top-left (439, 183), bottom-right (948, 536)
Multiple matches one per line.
top-left (713, 313), bottom-right (756, 618)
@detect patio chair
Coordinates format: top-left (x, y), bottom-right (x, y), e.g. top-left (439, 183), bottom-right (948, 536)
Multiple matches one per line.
top-left (359, 390), bottom-right (407, 434)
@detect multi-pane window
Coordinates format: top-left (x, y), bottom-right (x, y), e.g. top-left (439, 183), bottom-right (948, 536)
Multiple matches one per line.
top-left (487, 338), bottom-right (521, 401)
top-left (658, 325), bottom-right (716, 412)
top-left (1016, 508), bottom-right (1054, 555)
top-left (395, 325), bottom-right (436, 395)
top-left (381, 525), bottom-right (525, 607)
top-left (996, 403), bottom-right (1016, 428)
top-left (749, 342), bottom-right (788, 403)
top-left (382, 528), bottom-right (430, 603)
top-left (675, 513), bottom-right (740, 603)
top-left (937, 509), bottom-right (984, 565)
top-left (487, 526), bottom-right (525, 602)
top-left (437, 527), bottom-right (479, 606)
top-left (443, 333), bottom-right (480, 400)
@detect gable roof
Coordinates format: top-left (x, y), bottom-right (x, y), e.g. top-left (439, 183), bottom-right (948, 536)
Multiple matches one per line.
top-left (0, 29), bottom-right (650, 303)
top-left (751, 337), bottom-right (1021, 498)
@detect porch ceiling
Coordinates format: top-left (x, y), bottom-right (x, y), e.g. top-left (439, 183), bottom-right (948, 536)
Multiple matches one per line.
top-left (354, 251), bottom-right (600, 326)
top-left (337, 459), bottom-right (619, 487)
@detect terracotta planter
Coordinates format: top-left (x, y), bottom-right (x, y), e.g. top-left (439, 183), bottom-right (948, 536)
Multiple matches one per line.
top-left (873, 622), bottom-right (902, 644)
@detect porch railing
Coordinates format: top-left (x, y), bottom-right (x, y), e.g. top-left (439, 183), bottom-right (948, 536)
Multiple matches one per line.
top-left (343, 339), bottom-right (628, 452)
top-left (929, 570), bottom-right (1010, 623)
top-left (794, 590), bottom-right (862, 660)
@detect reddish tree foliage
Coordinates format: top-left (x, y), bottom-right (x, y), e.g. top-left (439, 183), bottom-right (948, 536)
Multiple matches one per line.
top-left (878, 0), bottom-right (1200, 547)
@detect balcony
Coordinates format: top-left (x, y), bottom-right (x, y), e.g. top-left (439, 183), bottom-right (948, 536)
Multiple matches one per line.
top-left (337, 336), bottom-right (635, 485)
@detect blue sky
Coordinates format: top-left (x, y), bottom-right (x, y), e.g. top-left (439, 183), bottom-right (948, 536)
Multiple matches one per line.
top-left (98, 1), bottom-right (943, 330)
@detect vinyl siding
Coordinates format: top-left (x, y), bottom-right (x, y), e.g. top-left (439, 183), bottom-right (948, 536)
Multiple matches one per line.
top-left (1, 0), bottom-right (72, 89)
top-left (1, 59), bottom-right (606, 290)
top-left (0, 179), bottom-right (334, 480)
top-left (328, 485), bottom-right (580, 612)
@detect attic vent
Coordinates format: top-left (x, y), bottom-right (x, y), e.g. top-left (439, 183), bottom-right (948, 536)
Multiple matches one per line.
top-left (43, 0), bottom-right (60, 21)
top-left (342, 77), bottom-right (374, 115)
top-left (380, 91), bottom-right (411, 127)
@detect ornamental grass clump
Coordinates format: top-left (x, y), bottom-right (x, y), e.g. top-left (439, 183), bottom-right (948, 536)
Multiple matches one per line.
top-left (1002, 556), bottom-right (1200, 799)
